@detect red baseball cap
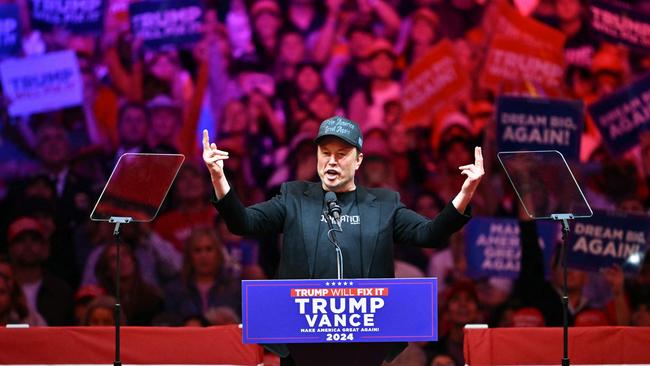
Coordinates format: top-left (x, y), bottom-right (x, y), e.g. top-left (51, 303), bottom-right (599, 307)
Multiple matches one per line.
top-left (512, 307), bottom-right (545, 327)
top-left (574, 309), bottom-right (609, 326)
top-left (7, 217), bottom-right (45, 242)
top-left (74, 284), bottom-right (106, 302)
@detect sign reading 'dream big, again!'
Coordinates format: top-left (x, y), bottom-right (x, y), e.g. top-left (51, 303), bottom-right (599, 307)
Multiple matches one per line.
top-left (567, 210), bottom-right (649, 275)
top-left (0, 50), bottom-right (82, 116)
top-left (496, 96), bottom-right (583, 160)
top-left (242, 278), bottom-right (437, 344)
top-left (588, 73), bottom-right (650, 156)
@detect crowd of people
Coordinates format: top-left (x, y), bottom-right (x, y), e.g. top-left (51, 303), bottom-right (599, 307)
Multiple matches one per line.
top-left (1, 0), bottom-right (650, 365)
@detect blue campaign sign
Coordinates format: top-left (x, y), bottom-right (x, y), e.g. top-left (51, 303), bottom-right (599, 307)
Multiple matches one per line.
top-left (567, 211), bottom-right (649, 275)
top-left (242, 278), bottom-right (437, 344)
top-left (0, 50), bottom-right (83, 116)
top-left (496, 96), bottom-right (583, 160)
top-left (588, 73), bottom-right (650, 156)
top-left (130, 0), bottom-right (203, 50)
top-left (29, 0), bottom-right (104, 34)
top-left (465, 217), bottom-right (557, 279)
top-left (0, 4), bottom-right (21, 56)
top-left (589, 0), bottom-right (650, 53)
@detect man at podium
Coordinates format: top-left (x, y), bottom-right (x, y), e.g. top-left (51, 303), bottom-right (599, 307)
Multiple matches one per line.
top-left (202, 116), bottom-right (483, 365)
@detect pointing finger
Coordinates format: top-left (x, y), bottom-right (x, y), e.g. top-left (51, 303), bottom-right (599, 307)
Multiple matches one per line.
top-left (475, 147), bottom-right (484, 169)
top-left (202, 129), bottom-right (210, 150)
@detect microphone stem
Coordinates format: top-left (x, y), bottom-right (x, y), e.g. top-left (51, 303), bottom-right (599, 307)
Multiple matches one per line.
top-left (324, 209), bottom-right (344, 279)
top-left (335, 247), bottom-right (343, 280)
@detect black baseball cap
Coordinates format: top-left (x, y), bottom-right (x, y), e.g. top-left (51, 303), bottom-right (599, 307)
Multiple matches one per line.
top-left (314, 116), bottom-right (363, 150)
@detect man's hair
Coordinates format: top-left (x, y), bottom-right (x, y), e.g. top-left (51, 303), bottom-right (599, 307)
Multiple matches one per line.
top-left (118, 102), bottom-right (150, 126)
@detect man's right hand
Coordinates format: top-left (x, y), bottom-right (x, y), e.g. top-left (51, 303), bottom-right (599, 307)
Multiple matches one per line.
top-left (202, 129), bottom-right (229, 180)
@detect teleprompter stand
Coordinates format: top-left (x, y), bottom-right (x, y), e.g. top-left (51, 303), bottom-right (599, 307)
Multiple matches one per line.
top-left (498, 150), bottom-right (593, 366)
top-left (90, 153), bottom-right (184, 366)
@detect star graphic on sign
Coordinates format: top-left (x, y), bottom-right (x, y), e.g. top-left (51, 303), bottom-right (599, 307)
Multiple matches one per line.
top-left (338, 282), bottom-right (342, 286)
top-left (343, 281), bottom-right (348, 286)
top-left (325, 282), bottom-right (330, 286)
top-left (349, 282), bottom-right (353, 286)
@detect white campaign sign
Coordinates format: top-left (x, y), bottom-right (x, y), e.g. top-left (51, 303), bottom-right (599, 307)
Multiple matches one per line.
top-left (0, 50), bottom-right (83, 116)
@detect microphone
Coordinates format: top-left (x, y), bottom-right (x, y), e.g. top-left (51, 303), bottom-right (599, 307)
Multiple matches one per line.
top-left (325, 191), bottom-right (342, 225)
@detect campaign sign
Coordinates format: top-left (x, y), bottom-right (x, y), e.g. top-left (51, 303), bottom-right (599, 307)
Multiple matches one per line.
top-left (130, 0), bottom-right (203, 49)
top-left (29, 0), bottom-right (104, 33)
top-left (490, 0), bottom-right (566, 52)
top-left (0, 50), bottom-right (83, 116)
top-left (496, 96), bottom-right (583, 160)
top-left (242, 278), bottom-right (437, 344)
top-left (567, 211), bottom-right (649, 275)
top-left (402, 39), bottom-right (469, 126)
top-left (0, 4), bottom-right (21, 56)
top-left (588, 73), bottom-right (650, 156)
top-left (482, 35), bottom-right (565, 96)
top-left (465, 217), bottom-right (557, 279)
top-left (590, 0), bottom-right (650, 53)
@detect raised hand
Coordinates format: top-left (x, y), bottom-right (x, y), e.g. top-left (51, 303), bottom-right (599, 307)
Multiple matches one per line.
top-left (601, 265), bottom-right (625, 295)
top-left (458, 146), bottom-right (485, 195)
top-left (202, 129), bottom-right (229, 180)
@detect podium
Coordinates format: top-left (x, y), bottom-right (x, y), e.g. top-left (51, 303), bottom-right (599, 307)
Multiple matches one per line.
top-left (242, 278), bottom-right (439, 365)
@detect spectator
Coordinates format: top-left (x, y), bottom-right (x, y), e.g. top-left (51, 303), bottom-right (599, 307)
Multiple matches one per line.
top-left (426, 281), bottom-right (481, 366)
top-left (147, 95), bottom-right (183, 152)
top-left (73, 284), bottom-right (105, 325)
top-left (512, 211), bottom-right (598, 327)
top-left (82, 295), bottom-right (122, 326)
top-left (7, 217), bottom-right (74, 325)
top-left (250, 0), bottom-right (284, 69)
top-left (0, 255), bottom-right (34, 325)
top-left (401, 8), bottom-right (440, 64)
top-left (153, 162), bottom-right (217, 252)
top-left (82, 223), bottom-right (181, 290)
top-left (430, 354), bottom-right (455, 366)
top-left (275, 29), bottom-right (307, 83)
top-left (348, 38), bottom-right (401, 129)
top-left (164, 228), bottom-right (240, 322)
top-left (94, 243), bottom-right (163, 325)
top-left (31, 123), bottom-right (94, 226)
top-left (114, 102), bottom-right (150, 159)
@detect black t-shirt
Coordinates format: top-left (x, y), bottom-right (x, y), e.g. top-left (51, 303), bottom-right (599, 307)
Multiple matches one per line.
top-left (313, 190), bottom-right (363, 279)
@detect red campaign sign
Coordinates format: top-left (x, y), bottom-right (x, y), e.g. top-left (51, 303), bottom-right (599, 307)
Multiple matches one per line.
top-left (489, 0), bottom-right (566, 51)
top-left (401, 39), bottom-right (469, 127)
top-left (481, 35), bottom-right (565, 96)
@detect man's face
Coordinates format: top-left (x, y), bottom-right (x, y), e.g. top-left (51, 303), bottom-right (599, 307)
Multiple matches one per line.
top-left (36, 126), bottom-right (70, 168)
top-left (317, 137), bottom-right (363, 192)
top-left (447, 291), bottom-right (479, 325)
top-left (119, 107), bottom-right (148, 146)
top-left (190, 233), bottom-right (221, 278)
top-left (8, 232), bottom-right (49, 268)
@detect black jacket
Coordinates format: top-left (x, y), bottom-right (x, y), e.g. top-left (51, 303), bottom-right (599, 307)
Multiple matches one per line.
top-left (213, 181), bottom-right (471, 279)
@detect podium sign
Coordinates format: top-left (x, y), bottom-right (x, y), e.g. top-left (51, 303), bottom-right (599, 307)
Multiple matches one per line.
top-left (242, 278), bottom-right (437, 344)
